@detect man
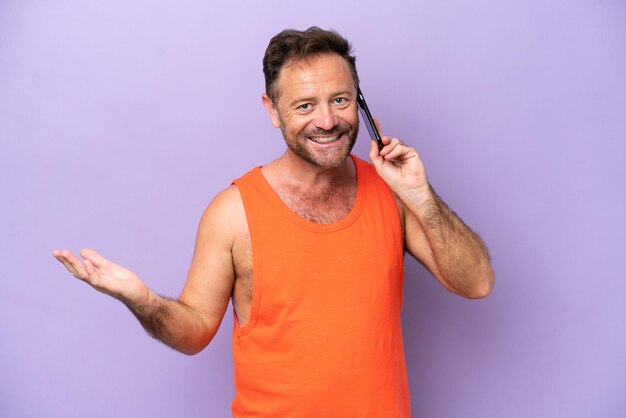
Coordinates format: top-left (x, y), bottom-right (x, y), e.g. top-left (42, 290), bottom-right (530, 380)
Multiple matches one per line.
top-left (53, 27), bottom-right (494, 417)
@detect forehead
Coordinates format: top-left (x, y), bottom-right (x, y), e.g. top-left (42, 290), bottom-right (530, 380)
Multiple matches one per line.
top-left (275, 53), bottom-right (354, 102)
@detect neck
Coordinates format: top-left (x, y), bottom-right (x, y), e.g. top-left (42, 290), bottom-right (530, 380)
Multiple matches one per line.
top-left (261, 151), bottom-right (358, 224)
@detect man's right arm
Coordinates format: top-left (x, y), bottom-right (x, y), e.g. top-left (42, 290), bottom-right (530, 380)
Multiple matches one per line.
top-left (53, 186), bottom-right (242, 355)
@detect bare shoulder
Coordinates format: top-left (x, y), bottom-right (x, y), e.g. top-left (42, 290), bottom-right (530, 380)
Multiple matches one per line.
top-left (204, 184), bottom-right (244, 214)
top-left (197, 185), bottom-right (247, 243)
top-left (183, 184), bottom-right (247, 298)
top-left (179, 184), bottom-right (247, 334)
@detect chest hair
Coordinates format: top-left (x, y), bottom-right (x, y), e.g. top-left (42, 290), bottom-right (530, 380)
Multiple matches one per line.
top-left (275, 182), bottom-right (356, 224)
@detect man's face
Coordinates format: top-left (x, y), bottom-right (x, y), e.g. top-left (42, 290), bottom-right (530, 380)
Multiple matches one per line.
top-left (263, 53), bottom-right (359, 169)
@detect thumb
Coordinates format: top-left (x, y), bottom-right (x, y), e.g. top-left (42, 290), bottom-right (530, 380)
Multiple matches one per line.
top-left (80, 248), bottom-right (108, 268)
top-left (368, 137), bottom-right (384, 169)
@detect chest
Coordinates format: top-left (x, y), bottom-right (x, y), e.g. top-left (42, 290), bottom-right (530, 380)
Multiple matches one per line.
top-left (274, 183), bottom-right (356, 224)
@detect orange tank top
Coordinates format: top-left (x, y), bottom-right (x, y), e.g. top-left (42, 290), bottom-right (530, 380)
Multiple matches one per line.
top-left (231, 155), bottom-right (411, 417)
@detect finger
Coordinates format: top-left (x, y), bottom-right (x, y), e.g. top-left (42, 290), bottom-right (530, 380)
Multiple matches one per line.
top-left (379, 137), bottom-right (403, 157)
top-left (52, 249), bottom-right (71, 267)
top-left (85, 259), bottom-right (96, 275)
top-left (385, 146), bottom-right (410, 161)
top-left (60, 249), bottom-right (84, 266)
top-left (54, 253), bottom-right (80, 276)
top-left (54, 250), bottom-right (89, 280)
top-left (84, 259), bottom-right (101, 286)
top-left (383, 139), bottom-right (410, 159)
top-left (369, 137), bottom-right (383, 165)
top-left (80, 248), bottom-right (108, 269)
top-left (84, 259), bottom-right (114, 293)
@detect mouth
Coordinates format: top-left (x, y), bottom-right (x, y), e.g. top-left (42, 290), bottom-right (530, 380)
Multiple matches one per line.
top-left (307, 133), bottom-right (344, 144)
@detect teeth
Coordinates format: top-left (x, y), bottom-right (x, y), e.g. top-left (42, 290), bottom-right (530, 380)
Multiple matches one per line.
top-left (309, 134), bottom-right (341, 144)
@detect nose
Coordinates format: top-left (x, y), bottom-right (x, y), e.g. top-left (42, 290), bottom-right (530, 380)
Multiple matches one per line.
top-left (313, 104), bottom-right (338, 131)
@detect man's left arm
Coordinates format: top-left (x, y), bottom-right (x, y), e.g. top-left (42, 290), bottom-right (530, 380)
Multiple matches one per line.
top-left (369, 122), bottom-right (495, 299)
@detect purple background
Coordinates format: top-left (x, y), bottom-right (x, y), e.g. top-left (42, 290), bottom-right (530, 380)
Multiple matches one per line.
top-left (1, 1), bottom-right (625, 417)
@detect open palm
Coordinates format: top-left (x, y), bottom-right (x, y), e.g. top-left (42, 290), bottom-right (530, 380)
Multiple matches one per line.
top-left (53, 248), bottom-right (149, 306)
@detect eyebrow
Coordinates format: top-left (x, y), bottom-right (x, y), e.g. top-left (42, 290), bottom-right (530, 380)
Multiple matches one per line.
top-left (286, 90), bottom-right (354, 108)
top-left (287, 96), bottom-right (316, 108)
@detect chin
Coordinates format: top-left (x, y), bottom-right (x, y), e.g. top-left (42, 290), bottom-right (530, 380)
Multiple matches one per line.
top-left (298, 142), bottom-right (354, 169)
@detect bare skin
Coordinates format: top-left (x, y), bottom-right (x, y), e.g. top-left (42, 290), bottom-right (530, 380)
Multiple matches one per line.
top-left (53, 52), bottom-right (494, 355)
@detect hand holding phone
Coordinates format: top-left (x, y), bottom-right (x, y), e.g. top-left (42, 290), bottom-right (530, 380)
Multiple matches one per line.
top-left (356, 87), bottom-right (383, 151)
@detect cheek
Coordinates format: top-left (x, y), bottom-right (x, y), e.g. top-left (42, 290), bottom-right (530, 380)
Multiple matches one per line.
top-left (286, 115), bottom-right (316, 134)
top-left (339, 109), bottom-right (359, 129)
top-left (341, 105), bottom-right (359, 122)
top-left (281, 109), bottom-right (304, 125)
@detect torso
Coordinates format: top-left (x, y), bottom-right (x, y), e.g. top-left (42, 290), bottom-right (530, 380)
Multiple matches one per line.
top-left (230, 167), bottom-right (357, 327)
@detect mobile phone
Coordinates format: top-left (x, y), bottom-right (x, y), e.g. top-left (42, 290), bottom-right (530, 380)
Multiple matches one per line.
top-left (356, 87), bottom-right (383, 151)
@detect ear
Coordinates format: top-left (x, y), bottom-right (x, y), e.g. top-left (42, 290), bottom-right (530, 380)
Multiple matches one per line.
top-left (261, 93), bottom-right (281, 128)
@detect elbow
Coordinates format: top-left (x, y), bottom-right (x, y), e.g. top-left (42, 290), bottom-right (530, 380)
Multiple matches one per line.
top-left (180, 349), bottom-right (202, 356)
top-left (178, 340), bottom-right (211, 356)
top-left (465, 267), bottom-right (495, 299)
top-left (465, 284), bottom-right (492, 299)
top-left (176, 333), bottom-right (215, 356)
top-left (179, 345), bottom-right (204, 356)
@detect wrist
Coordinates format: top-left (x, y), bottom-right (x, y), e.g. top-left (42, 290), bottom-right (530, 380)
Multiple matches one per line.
top-left (401, 183), bottom-right (436, 214)
top-left (123, 286), bottom-right (158, 315)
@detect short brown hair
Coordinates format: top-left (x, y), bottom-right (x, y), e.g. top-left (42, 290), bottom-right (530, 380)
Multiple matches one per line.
top-left (263, 27), bottom-right (359, 103)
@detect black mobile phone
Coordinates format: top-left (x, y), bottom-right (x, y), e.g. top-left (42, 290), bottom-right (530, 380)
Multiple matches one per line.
top-left (356, 87), bottom-right (383, 151)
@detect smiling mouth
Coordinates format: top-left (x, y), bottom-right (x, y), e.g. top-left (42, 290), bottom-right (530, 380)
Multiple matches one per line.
top-left (308, 133), bottom-right (344, 144)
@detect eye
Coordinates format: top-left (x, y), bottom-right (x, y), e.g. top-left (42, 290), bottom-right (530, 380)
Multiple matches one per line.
top-left (298, 103), bottom-right (312, 111)
top-left (334, 97), bottom-right (349, 106)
